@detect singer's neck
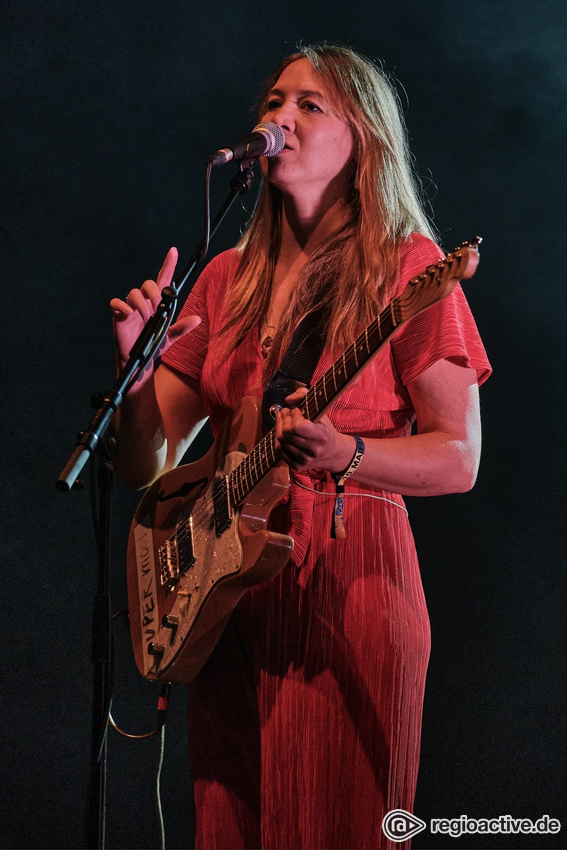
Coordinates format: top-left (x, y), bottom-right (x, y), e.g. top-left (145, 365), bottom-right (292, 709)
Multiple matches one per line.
top-left (265, 192), bottom-right (350, 328)
top-left (279, 191), bottom-right (351, 260)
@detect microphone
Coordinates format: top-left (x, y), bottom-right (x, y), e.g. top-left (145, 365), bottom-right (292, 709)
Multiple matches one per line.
top-left (208, 121), bottom-right (285, 166)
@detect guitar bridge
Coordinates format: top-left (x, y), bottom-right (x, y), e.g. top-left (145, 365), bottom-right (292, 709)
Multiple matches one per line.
top-left (159, 520), bottom-right (196, 589)
top-left (159, 537), bottom-right (179, 589)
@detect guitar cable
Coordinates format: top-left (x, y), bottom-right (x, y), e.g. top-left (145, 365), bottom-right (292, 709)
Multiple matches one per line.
top-left (107, 608), bottom-right (172, 846)
top-left (107, 674), bottom-right (171, 850)
top-left (108, 681), bottom-right (171, 739)
top-left (106, 715), bottom-right (168, 850)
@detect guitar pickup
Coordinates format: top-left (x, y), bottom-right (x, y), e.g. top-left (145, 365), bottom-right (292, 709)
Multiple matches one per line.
top-left (213, 476), bottom-right (232, 537)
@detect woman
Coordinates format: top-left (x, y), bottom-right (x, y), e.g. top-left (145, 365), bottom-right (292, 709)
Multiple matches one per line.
top-left (112, 45), bottom-right (491, 849)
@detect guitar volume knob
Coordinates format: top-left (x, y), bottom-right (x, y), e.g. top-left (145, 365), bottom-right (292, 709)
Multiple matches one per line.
top-left (161, 614), bottom-right (179, 646)
top-left (162, 615), bottom-right (179, 629)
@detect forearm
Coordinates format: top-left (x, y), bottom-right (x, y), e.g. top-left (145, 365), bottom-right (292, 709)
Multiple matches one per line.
top-left (278, 361), bottom-right (483, 496)
top-left (114, 374), bottom-right (169, 489)
top-left (333, 428), bottom-right (480, 497)
top-left (114, 363), bottom-right (208, 489)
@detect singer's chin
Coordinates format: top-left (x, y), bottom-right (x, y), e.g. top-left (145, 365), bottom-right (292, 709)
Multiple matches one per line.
top-left (262, 169), bottom-right (287, 193)
top-left (261, 154), bottom-right (288, 181)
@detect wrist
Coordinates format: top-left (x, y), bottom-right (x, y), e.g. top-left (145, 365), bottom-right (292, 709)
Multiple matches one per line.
top-left (332, 434), bottom-right (365, 478)
top-left (118, 358), bottom-right (156, 395)
top-left (330, 434), bottom-right (366, 539)
top-left (331, 434), bottom-right (356, 475)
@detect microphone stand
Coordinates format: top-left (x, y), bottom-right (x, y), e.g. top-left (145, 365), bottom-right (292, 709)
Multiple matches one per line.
top-left (57, 159), bottom-right (256, 850)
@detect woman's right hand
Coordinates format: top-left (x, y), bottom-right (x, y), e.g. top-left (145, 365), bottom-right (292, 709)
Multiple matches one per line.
top-left (110, 246), bottom-right (200, 380)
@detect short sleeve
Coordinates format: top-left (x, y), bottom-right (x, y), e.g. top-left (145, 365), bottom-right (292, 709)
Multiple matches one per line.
top-left (161, 250), bottom-right (239, 381)
top-left (391, 284), bottom-right (492, 387)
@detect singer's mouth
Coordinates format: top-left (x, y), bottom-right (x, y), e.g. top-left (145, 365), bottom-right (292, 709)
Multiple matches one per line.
top-left (269, 143), bottom-right (292, 158)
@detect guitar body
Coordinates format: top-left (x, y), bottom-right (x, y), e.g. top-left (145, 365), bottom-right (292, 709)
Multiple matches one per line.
top-left (127, 396), bottom-right (293, 683)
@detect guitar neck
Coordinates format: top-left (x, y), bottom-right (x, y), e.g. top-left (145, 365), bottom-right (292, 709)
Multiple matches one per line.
top-left (298, 303), bottom-right (400, 424)
top-left (227, 239), bottom-right (481, 508)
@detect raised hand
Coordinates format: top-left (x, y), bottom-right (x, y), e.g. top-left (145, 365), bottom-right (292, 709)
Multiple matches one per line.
top-left (110, 247), bottom-right (200, 375)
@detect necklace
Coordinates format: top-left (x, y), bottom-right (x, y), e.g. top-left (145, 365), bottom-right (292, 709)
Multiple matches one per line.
top-left (261, 333), bottom-right (273, 359)
top-left (260, 316), bottom-right (275, 359)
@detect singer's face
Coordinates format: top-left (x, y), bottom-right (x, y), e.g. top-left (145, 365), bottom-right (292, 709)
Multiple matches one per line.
top-left (260, 59), bottom-right (354, 202)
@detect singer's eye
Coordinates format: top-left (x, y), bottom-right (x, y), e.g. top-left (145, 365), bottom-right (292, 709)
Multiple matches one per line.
top-left (266, 99), bottom-right (282, 110)
top-left (302, 101), bottom-right (322, 113)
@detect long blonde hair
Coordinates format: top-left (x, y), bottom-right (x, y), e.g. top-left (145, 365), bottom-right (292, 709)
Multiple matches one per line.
top-left (219, 43), bottom-right (436, 375)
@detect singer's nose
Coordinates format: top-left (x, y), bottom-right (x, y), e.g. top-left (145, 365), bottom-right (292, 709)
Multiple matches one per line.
top-left (271, 104), bottom-right (295, 134)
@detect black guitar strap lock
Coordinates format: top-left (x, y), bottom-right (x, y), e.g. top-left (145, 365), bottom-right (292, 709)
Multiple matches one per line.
top-left (262, 373), bottom-right (308, 427)
top-left (261, 310), bottom-right (326, 428)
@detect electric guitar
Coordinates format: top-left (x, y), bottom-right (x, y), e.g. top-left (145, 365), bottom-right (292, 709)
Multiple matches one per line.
top-left (127, 238), bottom-right (481, 682)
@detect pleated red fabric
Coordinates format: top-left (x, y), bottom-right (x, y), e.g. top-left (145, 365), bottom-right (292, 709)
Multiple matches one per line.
top-left (162, 234), bottom-right (491, 849)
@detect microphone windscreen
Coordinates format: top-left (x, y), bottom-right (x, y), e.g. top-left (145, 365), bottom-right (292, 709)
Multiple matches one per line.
top-left (255, 122), bottom-right (285, 157)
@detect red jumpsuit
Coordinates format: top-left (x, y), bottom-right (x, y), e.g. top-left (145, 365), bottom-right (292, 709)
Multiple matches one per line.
top-left (162, 234), bottom-right (491, 849)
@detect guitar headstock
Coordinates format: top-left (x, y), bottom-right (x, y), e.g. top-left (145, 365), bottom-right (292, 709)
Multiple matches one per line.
top-left (405, 236), bottom-right (482, 313)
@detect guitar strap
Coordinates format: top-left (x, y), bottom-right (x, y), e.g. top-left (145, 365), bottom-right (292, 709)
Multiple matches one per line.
top-left (261, 309), bottom-right (326, 427)
top-left (261, 309), bottom-right (363, 541)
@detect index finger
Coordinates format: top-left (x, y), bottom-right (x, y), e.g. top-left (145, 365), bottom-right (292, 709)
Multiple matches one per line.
top-left (156, 247), bottom-right (179, 291)
top-left (284, 386), bottom-right (309, 406)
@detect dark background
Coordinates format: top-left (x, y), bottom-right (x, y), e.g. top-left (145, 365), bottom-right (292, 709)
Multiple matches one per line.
top-left (2, 1), bottom-right (566, 848)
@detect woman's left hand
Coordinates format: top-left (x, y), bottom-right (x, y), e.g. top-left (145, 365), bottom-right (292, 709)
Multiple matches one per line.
top-left (275, 388), bottom-right (356, 473)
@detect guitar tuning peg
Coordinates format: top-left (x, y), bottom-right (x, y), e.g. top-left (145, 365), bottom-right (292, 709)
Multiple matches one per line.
top-left (455, 236), bottom-right (482, 251)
